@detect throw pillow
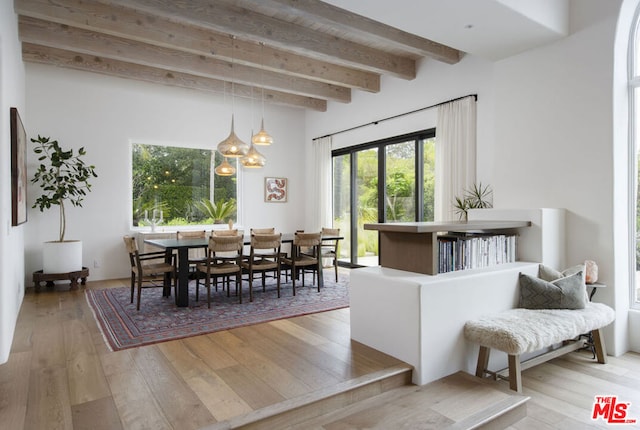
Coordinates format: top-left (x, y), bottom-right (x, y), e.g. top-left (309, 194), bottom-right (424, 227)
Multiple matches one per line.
top-left (538, 263), bottom-right (585, 283)
top-left (538, 263), bottom-right (588, 302)
top-left (519, 272), bottom-right (587, 310)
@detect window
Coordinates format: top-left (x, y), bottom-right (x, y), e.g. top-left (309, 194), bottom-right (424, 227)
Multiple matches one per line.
top-left (631, 10), bottom-right (640, 306)
top-left (332, 129), bottom-right (436, 267)
top-left (131, 143), bottom-right (237, 227)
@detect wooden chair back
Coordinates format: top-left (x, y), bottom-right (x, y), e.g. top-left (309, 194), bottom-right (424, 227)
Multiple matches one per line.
top-left (123, 235), bottom-right (138, 255)
top-left (251, 233), bottom-right (282, 251)
top-left (208, 234), bottom-right (243, 254)
top-left (321, 227), bottom-right (340, 239)
top-left (320, 227), bottom-right (340, 281)
top-left (176, 230), bottom-right (206, 239)
top-left (212, 229), bottom-right (239, 237)
top-left (251, 227), bottom-right (275, 235)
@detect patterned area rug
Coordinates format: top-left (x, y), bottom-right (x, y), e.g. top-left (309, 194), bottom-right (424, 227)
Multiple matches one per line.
top-left (86, 270), bottom-right (349, 351)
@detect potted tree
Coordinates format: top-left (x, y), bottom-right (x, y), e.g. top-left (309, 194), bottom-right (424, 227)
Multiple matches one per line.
top-left (31, 135), bottom-right (98, 273)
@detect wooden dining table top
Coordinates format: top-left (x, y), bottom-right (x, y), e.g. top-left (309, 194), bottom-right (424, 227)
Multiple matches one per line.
top-left (144, 233), bottom-right (343, 249)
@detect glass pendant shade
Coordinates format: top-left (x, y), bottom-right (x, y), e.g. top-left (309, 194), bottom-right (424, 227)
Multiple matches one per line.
top-left (251, 118), bottom-right (273, 145)
top-left (214, 157), bottom-right (236, 176)
top-left (241, 144), bottom-right (266, 168)
top-left (217, 116), bottom-right (249, 158)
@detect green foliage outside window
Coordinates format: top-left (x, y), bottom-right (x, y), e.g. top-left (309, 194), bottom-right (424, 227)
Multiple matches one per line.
top-left (132, 143), bottom-right (237, 226)
top-left (356, 149), bottom-right (380, 257)
top-left (423, 138), bottom-right (436, 221)
top-left (331, 135), bottom-right (436, 263)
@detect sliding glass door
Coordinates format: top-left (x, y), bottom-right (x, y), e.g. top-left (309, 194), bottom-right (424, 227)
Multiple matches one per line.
top-left (385, 141), bottom-right (416, 222)
top-left (332, 129), bottom-right (435, 267)
top-left (333, 154), bottom-right (351, 265)
top-left (355, 148), bottom-right (379, 266)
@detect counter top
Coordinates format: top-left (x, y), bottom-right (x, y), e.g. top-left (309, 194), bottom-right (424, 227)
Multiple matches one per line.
top-left (364, 220), bottom-right (531, 233)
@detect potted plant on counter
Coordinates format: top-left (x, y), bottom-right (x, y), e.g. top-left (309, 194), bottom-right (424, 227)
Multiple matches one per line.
top-left (31, 135), bottom-right (98, 273)
top-left (453, 182), bottom-right (493, 221)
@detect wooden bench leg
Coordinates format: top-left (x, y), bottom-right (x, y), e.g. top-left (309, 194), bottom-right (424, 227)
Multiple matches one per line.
top-left (508, 354), bottom-right (522, 393)
top-left (592, 328), bottom-right (608, 364)
top-left (476, 346), bottom-right (490, 378)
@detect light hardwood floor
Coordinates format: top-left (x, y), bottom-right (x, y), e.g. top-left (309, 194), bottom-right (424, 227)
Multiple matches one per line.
top-left (1, 278), bottom-right (640, 430)
top-left (0, 278), bottom-right (405, 430)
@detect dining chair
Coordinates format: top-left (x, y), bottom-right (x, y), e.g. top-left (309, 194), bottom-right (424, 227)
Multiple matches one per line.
top-left (195, 234), bottom-right (244, 307)
top-left (241, 232), bottom-right (282, 301)
top-left (209, 228), bottom-right (241, 292)
top-left (320, 227), bottom-right (340, 282)
top-left (282, 231), bottom-right (323, 296)
top-left (123, 235), bottom-right (176, 310)
top-left (176, 230), bottom-right (207, 275)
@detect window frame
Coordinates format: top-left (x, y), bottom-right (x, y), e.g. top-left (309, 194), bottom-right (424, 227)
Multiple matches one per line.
top-left (129, 140), bottom-right (242, 231)
top-left (332, 128), bottom-right (436, 266)
top-left (628, 6), bottom-right (640, 308)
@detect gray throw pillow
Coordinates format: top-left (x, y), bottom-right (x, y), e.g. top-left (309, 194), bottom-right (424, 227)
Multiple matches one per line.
top-left (519, 272), bottom-right (587, 310)
top-left (538, 263), bottom-right (585, 283)
top-left (538, 263), bottom-right (588, 302)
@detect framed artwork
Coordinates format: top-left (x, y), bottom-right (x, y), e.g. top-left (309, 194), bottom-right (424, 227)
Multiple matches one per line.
top-left (10, 107), bottom-right (27, 226)
top-left (264, 177), bottom-right (287, 203)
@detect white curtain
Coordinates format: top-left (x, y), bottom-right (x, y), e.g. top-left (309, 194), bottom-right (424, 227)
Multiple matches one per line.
top-left (309, 136), bottom-right (333, 231)
top-left (434, 96), bottom-right (477, 221)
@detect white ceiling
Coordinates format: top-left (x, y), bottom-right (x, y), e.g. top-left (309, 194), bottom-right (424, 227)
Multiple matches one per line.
top-left (321, 0), bottom-right (570, 60)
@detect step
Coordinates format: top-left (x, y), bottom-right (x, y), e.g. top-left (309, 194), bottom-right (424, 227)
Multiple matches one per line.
top-left (201, 367), bottom-right (529, 430)
top-left (200, 363), bottom-right (413, 430)
top-left (296, 371), bottom-right (529, 430)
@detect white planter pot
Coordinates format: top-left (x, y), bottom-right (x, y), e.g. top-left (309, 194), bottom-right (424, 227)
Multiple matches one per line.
top-left (43, 240), bottom-right (83, 274)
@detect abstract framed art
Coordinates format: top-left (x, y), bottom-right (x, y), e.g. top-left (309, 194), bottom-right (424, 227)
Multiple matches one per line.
top-left (264, 177), bottom-right (287, 203)
top-left (10, 107), bottom-right (27, 226)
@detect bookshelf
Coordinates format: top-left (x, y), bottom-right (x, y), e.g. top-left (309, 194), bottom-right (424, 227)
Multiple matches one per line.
top-left (364, 220), bottom-right (531, 275)
top-left (438, 231), bottom-right (517, 273)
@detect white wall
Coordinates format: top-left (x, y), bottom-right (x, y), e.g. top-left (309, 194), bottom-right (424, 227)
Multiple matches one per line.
top-left (305, 1), bottom-right (630, 355)
top-left (0, 0), bottom-right (26, 363)
top-left (24, 65), bottom-right (307, 281)
top-left (492, 0), bottom-right (625, 354)
top-left (305, 53), bottom-right (496, 180)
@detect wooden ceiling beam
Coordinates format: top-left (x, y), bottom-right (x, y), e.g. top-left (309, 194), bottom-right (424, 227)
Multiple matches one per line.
top-left (235, 0), bottom-right (462, 64)
top-left (103, 0), bottom-right (417, 79)
top-left (15, 0), bottom-right (380, 92)
top-left (19, 17), bottom-right (351, 103)
top-left (22, 43), bottom-right (327, 111)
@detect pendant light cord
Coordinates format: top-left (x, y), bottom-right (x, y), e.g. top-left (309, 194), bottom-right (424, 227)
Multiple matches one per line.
top-left (230, 35), bottom-right (236, 117)
top-left (260, 42), bottom-right (266, 119)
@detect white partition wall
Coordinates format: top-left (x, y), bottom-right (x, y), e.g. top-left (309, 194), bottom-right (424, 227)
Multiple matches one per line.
top-left (350, 208), bottom-right (565, 385)
top-left (350, 262), bottom-right (538, 385)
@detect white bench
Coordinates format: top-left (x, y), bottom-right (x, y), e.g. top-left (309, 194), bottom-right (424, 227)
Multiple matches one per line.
top-left (463, 302), bottom-right (615, 392)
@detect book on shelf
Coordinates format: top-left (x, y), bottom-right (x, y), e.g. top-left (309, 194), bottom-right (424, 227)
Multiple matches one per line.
top-left (437, 231), bottom-right (517, 273)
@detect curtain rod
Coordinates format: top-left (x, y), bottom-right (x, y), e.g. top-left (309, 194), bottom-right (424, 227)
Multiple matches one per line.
top-left (313, 93), bottom-right (477, 140)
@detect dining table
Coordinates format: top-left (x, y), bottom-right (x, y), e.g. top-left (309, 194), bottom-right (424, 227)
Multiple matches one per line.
top-left (144, 232), bottom-right (343, 307)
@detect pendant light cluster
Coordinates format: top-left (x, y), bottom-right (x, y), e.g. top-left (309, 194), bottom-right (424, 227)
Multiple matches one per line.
top-left (215, 37), bottom-right (273, 176)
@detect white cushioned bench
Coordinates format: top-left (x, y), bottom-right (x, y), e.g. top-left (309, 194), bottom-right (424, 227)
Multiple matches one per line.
top-left (463, 302), bottom-right (615, 392)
